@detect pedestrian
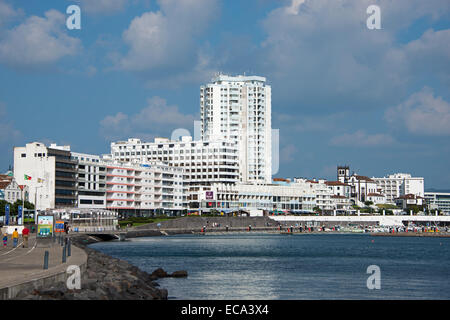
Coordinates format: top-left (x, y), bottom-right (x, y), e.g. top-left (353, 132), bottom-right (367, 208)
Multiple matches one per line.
top-left (22, 226), bottom-right (30, 248)
top-left (2, 233), bottom-right (7, 247)
top-left (12, 228), bottom-right (19, 248)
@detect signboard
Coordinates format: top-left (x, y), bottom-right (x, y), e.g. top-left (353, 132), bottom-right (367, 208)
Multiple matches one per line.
top-left (37, 215), bottom-right (54, 238)
top-left (205, 191), bottom-right (214, 200)
top-left (5, 204), bottom-right (10, 226)
top-left (18, 205), bottom-right (23, 225)
top-left (55, 220), bottom-right (65, 233)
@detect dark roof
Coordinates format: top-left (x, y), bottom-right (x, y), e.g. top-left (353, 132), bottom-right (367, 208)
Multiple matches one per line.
top-left (353, 175), bottom-right (375, 182)
top-left (0, 181), bottom-right (11, 189)
top-left (325, 181), bottom-right (347, 186)
top-left (395, 194), bottom-right (424, 200)
top-left (367, 193), bottom-right (384, 197)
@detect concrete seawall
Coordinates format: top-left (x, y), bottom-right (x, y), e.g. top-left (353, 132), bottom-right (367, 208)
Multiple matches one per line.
top-left (134, 216), bottom-right (276, 231)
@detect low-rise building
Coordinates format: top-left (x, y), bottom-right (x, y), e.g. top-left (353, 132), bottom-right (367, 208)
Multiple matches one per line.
top-left (395, 194), bottom-right (425, 210)
top-left (424, 192), bottom-right (450, 214)
top-left (0, 175), bottom-right (23, 203)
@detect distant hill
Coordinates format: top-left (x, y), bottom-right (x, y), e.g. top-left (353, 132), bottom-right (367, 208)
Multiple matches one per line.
top-left (425, 188), bottom-right (450, 193)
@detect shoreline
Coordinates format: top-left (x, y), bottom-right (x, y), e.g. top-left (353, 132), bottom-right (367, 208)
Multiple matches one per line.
top-left (13, 234), bottom-right (181, 300)
top-left (13, 221), bottom-right (448, 300)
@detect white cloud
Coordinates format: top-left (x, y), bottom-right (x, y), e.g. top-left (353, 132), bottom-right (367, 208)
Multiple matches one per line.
top-left (72, 0), bottom-right (129, 14)
top-left (256, 0), bottom-right (450, 109)
top-left (330, 130), bottom-right (395, 147)
top-left (100, 96), bottom-right (196, 141)
top-left (0, 10), bottom-right (82, 69)
top-left (117, 0), bottom-right (219, 85)
top-left (0, 0), bottom-right (23, 26)
top-left (385, 87), bottom-right (450, 136)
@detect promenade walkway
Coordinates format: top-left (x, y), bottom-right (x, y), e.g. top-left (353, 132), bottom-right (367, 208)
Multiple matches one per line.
top-left (0, 234), bottom-right (87, 299)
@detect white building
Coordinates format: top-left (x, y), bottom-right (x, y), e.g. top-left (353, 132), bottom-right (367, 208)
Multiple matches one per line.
top-left (14, 142), bottom-right (78, 210)
top-left (196, 178), bottom-right (335, 214)
top-left (110, 136), bottom-right (239, 209)
top-left (104, 161), bottom-right (186, 215)
top-left (200, 74), bottom-right (272, 184)
top-left (395, 194), bottom-right (425, 210)
top-left (425, 192), bottom-right (450, 214)
top-left (14, 142), bottom-right (187, 215)
top-left (372, 173), bottom-right (424, 203)
top-left (71, 152), bottom-right (107, 209)
top-left (0, 175), bottom-right (23, 203)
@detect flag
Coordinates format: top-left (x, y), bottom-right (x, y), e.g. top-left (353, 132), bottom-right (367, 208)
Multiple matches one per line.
top-left (24, 174), bottom-right (32, 180)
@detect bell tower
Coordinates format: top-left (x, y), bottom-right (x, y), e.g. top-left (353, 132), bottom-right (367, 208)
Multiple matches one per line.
top-left (337, 165), bottom-right (350, 183)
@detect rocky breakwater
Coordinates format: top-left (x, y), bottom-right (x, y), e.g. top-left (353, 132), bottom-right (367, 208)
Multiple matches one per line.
top-left (15, 236), bottom-right (187, 300)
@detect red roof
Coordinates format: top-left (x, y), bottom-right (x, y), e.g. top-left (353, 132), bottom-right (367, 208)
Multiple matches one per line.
top-left (0, 181), bottom-right (11, 189)
top-left (396, 194), bottom-right (423, 200)
top-left (325, 181), bottom-right (346, 186)
top-left (354, 175), bottom-right (375, 182)
top-left (331, 195), bottom-right (347, 199)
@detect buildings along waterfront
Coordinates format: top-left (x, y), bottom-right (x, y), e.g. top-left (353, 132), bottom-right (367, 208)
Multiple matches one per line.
top-left (9, 75), bottom-right (448, 216)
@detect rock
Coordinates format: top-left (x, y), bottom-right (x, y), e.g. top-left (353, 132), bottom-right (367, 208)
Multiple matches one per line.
top-left (170, 270), bottom-right (188, 278)
top-left (151, 267), bottom-right (168, 278)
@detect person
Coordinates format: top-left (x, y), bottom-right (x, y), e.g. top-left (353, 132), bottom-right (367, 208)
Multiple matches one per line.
top-left (22, 226), bottom-right (30, 248)
top-left (2, 233), bottom-right (7, 247)
top-left (12, 228), bottom-right (19, 248)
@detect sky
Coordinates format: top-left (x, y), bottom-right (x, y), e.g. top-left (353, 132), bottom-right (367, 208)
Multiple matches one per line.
top-left (0, 0), bottom-right (449, 189)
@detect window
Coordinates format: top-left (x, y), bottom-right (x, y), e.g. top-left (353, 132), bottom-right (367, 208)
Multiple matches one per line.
top-left (21, 153), bottom-right (26, 158)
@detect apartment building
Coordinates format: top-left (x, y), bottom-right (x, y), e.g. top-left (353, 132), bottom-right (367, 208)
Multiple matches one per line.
top-left (14, 142), bottom-right (77, 210)
top-left (110, 136), bottom-right (239, 186)
top-left (200, 74), bottom-right (272, 184)
top-left (71, 152), bottom-right (107, 209)
top-left (105, 162), bottom-right (186, 215)
top-left (372, 173), bottom-right (424, 203)
top-left (14, 142), bottom-right (187, 215)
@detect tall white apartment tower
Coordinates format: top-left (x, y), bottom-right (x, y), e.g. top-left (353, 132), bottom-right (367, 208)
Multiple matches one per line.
top-left (200, 74), bottom-right (272, 184)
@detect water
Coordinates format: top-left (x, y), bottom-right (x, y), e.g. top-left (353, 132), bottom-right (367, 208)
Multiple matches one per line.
top-left (90, 233), bottom-right (450, 299)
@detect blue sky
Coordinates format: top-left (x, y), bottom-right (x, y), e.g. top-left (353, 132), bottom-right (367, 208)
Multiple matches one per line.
top-left (0, 0), bottom-right (449, 188)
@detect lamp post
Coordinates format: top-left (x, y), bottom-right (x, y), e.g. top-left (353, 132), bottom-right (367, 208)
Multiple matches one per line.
top-left (34, 185), bottom-right (43, 224)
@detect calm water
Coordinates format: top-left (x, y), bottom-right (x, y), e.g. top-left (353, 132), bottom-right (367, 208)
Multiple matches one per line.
top-left (90, 233), bottom-right (450, 299)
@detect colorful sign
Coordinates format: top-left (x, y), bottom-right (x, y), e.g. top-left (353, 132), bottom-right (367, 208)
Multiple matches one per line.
top-left (37, 215), bottom-right (54, 238)
top-left (206, 191), bottom-right (214, 200)
top-left (55, 220), bottom-right (65, 233)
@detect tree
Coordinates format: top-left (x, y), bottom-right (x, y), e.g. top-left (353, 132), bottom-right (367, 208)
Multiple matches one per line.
top-left (0, 200), bottom-right (34, 215)
top-left (364, 201), bottom-right (374, 206)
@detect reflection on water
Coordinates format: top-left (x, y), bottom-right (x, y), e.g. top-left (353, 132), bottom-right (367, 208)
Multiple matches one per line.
top-left (90, 233), bottom-right (450, 300)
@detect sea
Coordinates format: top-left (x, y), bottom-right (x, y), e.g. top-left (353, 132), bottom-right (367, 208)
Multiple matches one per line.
top-left (90, 233), bottom-right (450, 300)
